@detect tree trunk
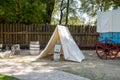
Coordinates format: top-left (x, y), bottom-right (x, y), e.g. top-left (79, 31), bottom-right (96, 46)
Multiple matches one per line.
top-left (59, 0), bottom-right (65, 25)
top-left (65, 0), bottom-right (69, 25)
top-left (46, 0), bottom-right (55, 24)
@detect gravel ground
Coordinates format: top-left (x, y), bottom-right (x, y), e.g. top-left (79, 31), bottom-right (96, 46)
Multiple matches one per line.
top-left (0, 50), bottom-right (120, 80)
top-left (0, 51), bottom-right (90, 80)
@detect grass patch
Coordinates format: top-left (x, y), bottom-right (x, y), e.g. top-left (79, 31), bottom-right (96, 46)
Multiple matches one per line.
top-left (61, 68), bottom-right (106, 80)
top-left (61, 68), bottom-right (120, 80)
top-left (0, 74), bottom-right (20, 80)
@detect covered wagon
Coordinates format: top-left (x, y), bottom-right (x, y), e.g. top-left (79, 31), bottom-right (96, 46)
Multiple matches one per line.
top-left (96, 8), bottom-right (120, 59)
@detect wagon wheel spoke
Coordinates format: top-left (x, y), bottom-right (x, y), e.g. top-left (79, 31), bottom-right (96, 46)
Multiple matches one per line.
top-left (108, 41), bottom-right (119, 59)
top-left (109, 45), bottom-right (118, 51)
top-left (96, 50), bottom-right (107, 59)
top-left (96, 43), bottom-right (105, 49)
top-left (96, 40), bottom-right (118, 60)
top-left (106, 43), bottom-right (113, 48)
top-left (96, 42), bottom-right (108, 59)
top-left (100, 52), bottom-right (108, 59)
top-left (96, 44), bottom-right (105, 52)
top-left (107, 44), bottom-right (113, 49)
top-left (104, 40), bottom-right (114, 48)
top-left (109, 48), bottom-right (118, 59)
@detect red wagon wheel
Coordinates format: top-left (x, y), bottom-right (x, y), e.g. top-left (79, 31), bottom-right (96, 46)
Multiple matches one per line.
top-left (96, 40), bottom-right (119, 59)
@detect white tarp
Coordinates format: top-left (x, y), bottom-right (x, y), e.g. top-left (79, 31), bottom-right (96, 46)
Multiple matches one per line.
top-left (36, 25), bottom-right (85, 62)
top-left (97, 8), bottom-right (120, 33)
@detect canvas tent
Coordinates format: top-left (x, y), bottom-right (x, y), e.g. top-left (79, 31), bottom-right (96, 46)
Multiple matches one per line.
top-left (97, 8), bottom-right (120, 33)
top-left (37, 25), bottom-right (85, 62)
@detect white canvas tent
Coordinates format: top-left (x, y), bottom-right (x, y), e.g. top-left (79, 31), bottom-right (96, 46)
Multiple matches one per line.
top-left (97, 8), bottom-right (120, 33)
top-left (37, 25), bottom-right (85, 62)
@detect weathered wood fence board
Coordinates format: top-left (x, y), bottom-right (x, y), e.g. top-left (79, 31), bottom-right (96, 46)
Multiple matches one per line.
top-left (0, 24), bottom-right (98, 49)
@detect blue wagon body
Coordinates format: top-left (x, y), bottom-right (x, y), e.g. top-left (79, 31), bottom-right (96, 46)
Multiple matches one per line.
top-left (98, 32), bottom-right (120, 44)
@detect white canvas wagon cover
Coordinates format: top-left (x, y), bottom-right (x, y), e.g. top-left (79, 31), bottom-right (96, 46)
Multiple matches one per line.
top-left (97, 8), bottom-right (120, 33)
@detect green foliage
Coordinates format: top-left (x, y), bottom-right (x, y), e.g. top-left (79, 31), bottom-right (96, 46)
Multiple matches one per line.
top-left (51, 0), bottom-right (82, 25)
top-left (80, 0), bottom-right (120, 17)
top-left (0, 0), bottom-right (18, 23)
top-left (79, 0), bottom-right (120, 25)
top-left (68, 16), bottom-right (82, 25)
top-left (0, 74), bottom-right (20, 80)
top-left (111, 0), bottom-right (120, 9)
top-left (20, 0), bottom-right (47, 23)
top-left (80, 0), bottom-right (112, 17)
top-left (51, 18), bottom-right (59, 25)
top-left (0, 0), bottom-right (55, 24)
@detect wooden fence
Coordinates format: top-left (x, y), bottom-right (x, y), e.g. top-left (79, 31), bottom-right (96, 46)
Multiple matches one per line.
top-left (0, 23), bottom-right (99, 49)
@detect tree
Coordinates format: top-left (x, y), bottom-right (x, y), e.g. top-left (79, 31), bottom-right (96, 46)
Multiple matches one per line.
top-left (80, 0), bottom-right (120, 25)
top-left (20, 0), bottom-right (47, 23)
top-left (68, 16), bottom-right (82, 25)
top-left (0, 0), bottom-right (19, 23)
top-left (80, 0), bottom-right (120, 17)
top-left (41, 0), bottom-right (55, 23)
top-left (111, 0), bottom-right (120, 9)
top-left (80, 0), bottom-right (112, 17)
top-left (52, 0), bottom-right (82, 25)
top-left (0, 0), bottom-right (55, 24)
top-left (59, 0), bottom-right (66, 25)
